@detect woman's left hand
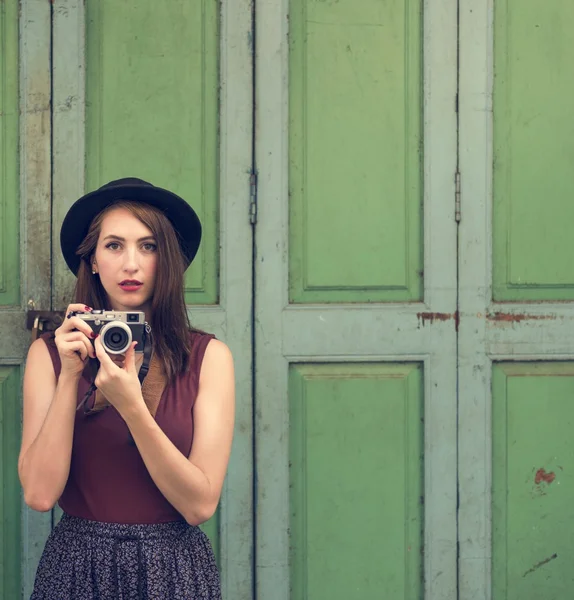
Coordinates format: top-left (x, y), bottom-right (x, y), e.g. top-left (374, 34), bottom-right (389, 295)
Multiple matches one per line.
top-left (93, 337), bottom-right (145, 418)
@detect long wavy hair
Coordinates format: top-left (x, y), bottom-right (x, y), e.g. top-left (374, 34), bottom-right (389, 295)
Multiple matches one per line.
top-left (73, 200), bottom-right (195, 381)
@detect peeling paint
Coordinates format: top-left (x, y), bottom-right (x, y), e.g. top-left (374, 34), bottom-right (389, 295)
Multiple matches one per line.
top-left (417, 312), bottom-right (454, 326)
top-left (487, 312), bottom-right (556, 323)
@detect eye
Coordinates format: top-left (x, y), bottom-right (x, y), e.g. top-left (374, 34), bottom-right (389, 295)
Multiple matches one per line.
top-left (105, 242), bottom-right (121, 251)
top-left (142, 242), bottom-right (157, 252)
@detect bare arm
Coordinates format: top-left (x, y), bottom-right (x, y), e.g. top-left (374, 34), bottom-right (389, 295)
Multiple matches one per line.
top-left (18, 339), bottom-right (79, 511)
top-left (97, 338), bottom-right (235, 525)
top-left (18, 303), bottom-right (96, 512)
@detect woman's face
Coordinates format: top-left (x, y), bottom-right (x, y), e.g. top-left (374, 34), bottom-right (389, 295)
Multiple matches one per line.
top-left (92, 207), bottom-right (158, 315)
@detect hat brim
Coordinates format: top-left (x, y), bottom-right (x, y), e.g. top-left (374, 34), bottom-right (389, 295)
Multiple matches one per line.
top-left (60, 182), bottom-right (202, 275)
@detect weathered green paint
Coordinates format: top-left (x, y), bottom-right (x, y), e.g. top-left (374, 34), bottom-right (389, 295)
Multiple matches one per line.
top-left (85, 0), bottom-right (219, 305)
top-left (289, 363), bottom-right (423, 599)
top-left (0, 366), bottom-right (22, 599)
top-left (493, 0), bottom-right (574, 300)
top-left (492, 363), bottom-right (574, 599)
top-left (289, 0), bottom-right (423, 303)
top-left (0, 0), bottom-right (20, 307)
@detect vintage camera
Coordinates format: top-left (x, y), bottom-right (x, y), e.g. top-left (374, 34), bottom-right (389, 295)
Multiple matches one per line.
top-left (73, 310), bottom-right (146, 354)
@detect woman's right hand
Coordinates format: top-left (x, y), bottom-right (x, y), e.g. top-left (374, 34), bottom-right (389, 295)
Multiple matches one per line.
top-left (54, 304), bottom-right (97, 377)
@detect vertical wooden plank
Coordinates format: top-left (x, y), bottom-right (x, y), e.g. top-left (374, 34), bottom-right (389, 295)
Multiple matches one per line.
top-left (0, 0), bottom-right (20, 308)
top-left (0, 367), bottom-right (22, 599)
top-left (52, 0), bottom-right (85, 309)
top-left (216, 1), bottom-right (254, 597)
top-left (51, 0), bottom-right (85, 528)
top-left (19, 2), bottom-right (53, 597)
top-left (420, 3), bottom-right (458, 598)
top-left (20, 0), bottom-right (52, 313)
top-left (458, 1), bottom-right (494, 597)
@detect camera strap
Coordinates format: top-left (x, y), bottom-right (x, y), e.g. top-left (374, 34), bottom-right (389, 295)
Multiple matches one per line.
top-left (137, 323), bottom-right (152, 385)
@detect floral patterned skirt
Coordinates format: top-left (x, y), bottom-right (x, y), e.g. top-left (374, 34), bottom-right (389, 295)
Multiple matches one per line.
top-left (30, 513), bottom-right (221, 599)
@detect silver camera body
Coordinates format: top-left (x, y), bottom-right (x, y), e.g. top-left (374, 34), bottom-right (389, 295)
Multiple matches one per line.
top-left (74, 310), bottom-right (146, 354)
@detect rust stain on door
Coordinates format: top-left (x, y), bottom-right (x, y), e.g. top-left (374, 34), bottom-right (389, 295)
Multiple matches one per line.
top-left (487, 312), bottom-right (557, 324)
top-left (534, 468), bottom-right (556, 485)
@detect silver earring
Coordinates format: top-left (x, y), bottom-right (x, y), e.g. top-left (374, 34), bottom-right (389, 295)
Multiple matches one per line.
top-left (92, 269), bottom-right (96, 275)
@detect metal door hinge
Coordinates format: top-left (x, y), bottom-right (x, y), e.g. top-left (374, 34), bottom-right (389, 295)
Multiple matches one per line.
top-left (249, 169), bottom-right (258, 225)
top-left (455, 170), bottom-right (461, 223)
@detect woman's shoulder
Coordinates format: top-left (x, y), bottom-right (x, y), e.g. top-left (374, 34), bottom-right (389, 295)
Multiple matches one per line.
top-left (186, 329), bottom-right (231, 374)
top-left (27, 331), bottom-right (61, 378)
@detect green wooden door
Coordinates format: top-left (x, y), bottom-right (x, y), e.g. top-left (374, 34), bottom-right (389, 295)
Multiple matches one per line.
top-left (12, 1), bottom-right (254, 598)
top-left (254, 1), bottom-right (458, 599)
top-left (459, 1), bottom-right (574, 599)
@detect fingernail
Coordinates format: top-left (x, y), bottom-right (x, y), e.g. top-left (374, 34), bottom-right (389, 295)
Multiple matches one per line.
top-left (94, 334), bottom-right (99, 338)
top-left (85, 306), bottom-right (92, 312)
top-left (90, 331), bottom-right (96, 339)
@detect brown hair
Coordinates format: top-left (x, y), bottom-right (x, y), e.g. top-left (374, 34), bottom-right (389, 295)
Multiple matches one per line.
top-left (74, 201), bottom-right (195, 381)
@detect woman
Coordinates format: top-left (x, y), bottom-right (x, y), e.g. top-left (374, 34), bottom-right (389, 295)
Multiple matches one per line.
top-left (18, 178), bottom-right (234, 599)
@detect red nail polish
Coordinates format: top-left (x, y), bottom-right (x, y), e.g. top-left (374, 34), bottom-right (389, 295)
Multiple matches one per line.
top-left (94, 334), bottom-right (99, 339)
top-left (85, 306), bottom-right (92, 312)
top-left (90, 331), bottom-right (96, 339)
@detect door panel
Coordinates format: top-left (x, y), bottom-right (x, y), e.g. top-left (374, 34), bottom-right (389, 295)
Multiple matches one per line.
top-left (459, 1), bottom-right (574, 598)
top-left (492, 363), bottom-right (574, 599)
top-left (0, 0), bottom-right (19, 308)
top-left (255, 1), bottom-right (458, 599)
top-left (288, 0), bottom-right (423, 303)
top-left (84, 0), bottom-right (219, 305)
top-left (0, 366), bottom-right (21, 599)
top-left (492, 0), bottom-right (574, 300)
top-left (289, 363), bottom-right (423, 599)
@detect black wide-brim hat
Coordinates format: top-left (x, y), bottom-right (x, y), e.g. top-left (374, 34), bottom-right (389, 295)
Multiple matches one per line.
top-left (60, 177), bottom-right (202, 275)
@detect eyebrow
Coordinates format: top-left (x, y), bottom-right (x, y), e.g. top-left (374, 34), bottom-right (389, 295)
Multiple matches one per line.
top-left (102, 235), bottom-right (156, 242)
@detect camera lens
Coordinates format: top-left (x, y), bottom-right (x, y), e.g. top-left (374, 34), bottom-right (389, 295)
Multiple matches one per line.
top-left (100, 321), bottom-right (132, 354)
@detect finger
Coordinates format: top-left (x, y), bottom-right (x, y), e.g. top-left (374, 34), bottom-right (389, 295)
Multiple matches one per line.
top-left (64, 303), bottom-right (94, 321)
top-left (58, 331), bottom-right (96, 358)
top-left (66, 303), bottom-right (93, 313)
top-left (60, 316), bottom-right (96, 339)
top-left (94, 335), bottom-right (115, 368)
top-left (64, 340), bottom-right (88, 362)
top-left (124, 342), bottom-right (138, 373)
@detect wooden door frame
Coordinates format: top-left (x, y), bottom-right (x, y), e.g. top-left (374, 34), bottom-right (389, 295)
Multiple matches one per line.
top-left (254, 0), bottom-right (458, 597)
top-left (19, 2), bottom-right (52, 597)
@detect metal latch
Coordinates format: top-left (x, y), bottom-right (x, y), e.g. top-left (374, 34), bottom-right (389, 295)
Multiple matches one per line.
top-left (26, 310), bottom-right (66, 342)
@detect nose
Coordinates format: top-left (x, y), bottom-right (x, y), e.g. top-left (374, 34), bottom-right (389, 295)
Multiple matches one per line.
top-left (122, 245), bottom-right (140, 274)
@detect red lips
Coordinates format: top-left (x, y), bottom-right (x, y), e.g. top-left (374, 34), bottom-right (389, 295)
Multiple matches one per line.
top-left (119, 280), bottom-right (143, 292)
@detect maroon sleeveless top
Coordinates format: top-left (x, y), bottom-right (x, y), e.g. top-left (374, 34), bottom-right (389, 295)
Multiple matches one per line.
top-left (40, 330), bottom-right (215, 524)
